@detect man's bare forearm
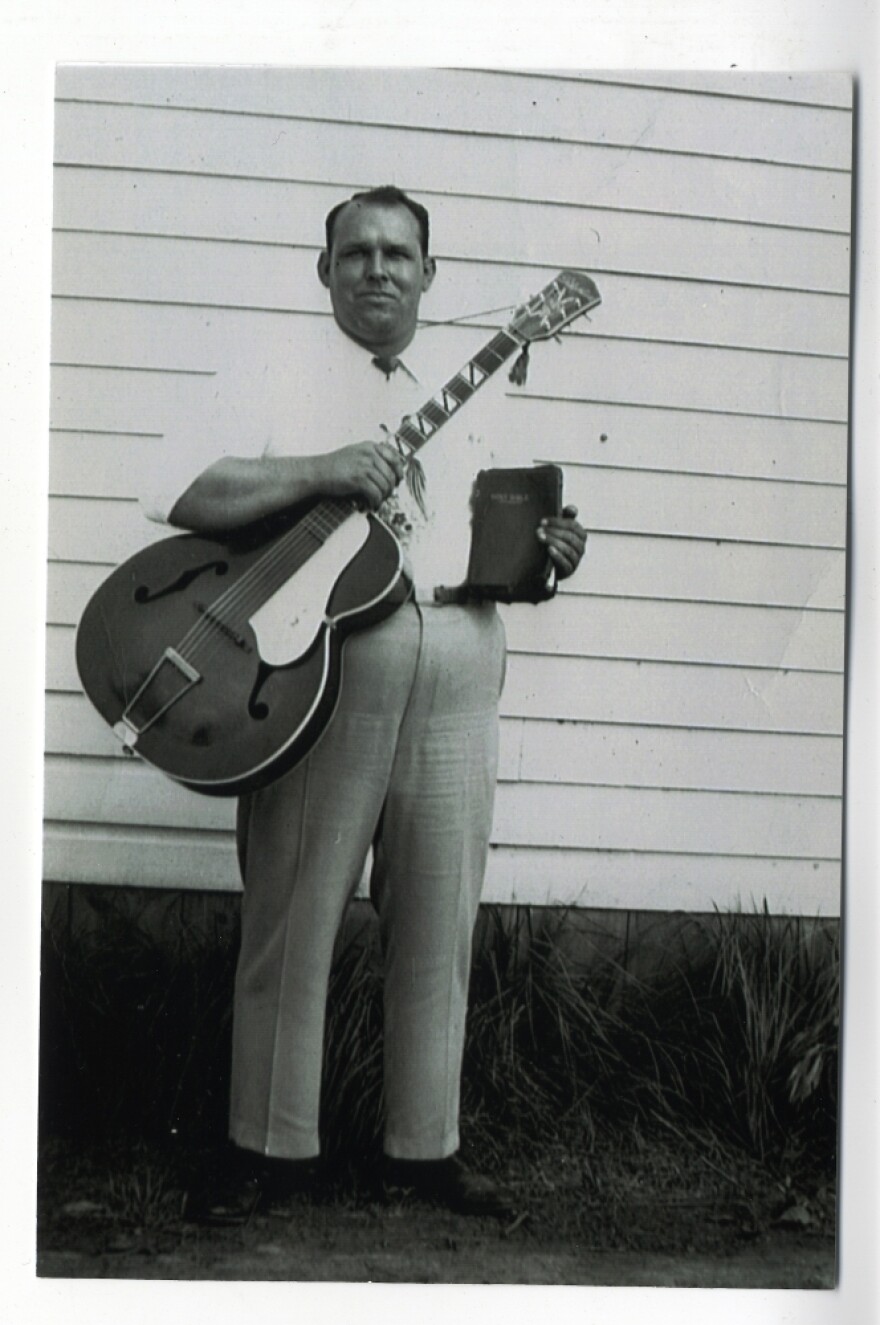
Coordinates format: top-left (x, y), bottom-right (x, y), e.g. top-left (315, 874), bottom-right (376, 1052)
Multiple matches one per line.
top-left (167, 441), bottom-right (406, 535)
top-left (167, 455), bottom-right (325, 535)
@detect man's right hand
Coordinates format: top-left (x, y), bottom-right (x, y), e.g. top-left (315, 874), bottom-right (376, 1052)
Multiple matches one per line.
top-left (319, 441), bottom-right (406, 509)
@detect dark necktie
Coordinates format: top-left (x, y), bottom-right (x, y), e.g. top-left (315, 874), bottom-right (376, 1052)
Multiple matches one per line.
top-left (372, 355), bottom-right (401, 379)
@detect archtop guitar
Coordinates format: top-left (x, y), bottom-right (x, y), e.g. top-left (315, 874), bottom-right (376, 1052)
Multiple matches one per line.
top-left (75, 270), bottom-right (601, 796)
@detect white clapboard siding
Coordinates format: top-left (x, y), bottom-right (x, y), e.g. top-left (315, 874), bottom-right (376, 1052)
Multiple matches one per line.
top-left (54, 66), bottom-right (852, 169)
top-left (501, 654), bottom-right (843, 733)
top-left (49, 404), bottom-right (848, 491)
top-left (564, 537), bottom-right (845, 611)
top-left (51, 270), bottom-right (850, 363)
top-left (40, 823), bottom-right (842, 915)
top-left (44, 558), bottom-right (843, 672)
top-left (52, 189), bottom-right (851, 295)
top-left (53, 100), bottom-right (851, 233)
top-left (49, 461), bottom-right (847, 555)
top-left (44, 526), bottom-right (846, 616)
top-left (44, 695), bottom-right (843, 796)
top-left (508, 401), bottom-right (848, 485)
top-left (48, 564), bottom-right (841, 686)
top-left (502, 597), bottom-right (843, 671)
top-left (571, 70), bottom-right (851, 109)
top-left (46, 622), bottom-right (844, 735)
top-left (513, 718), bottom-right (843, 796)
top-left (49, 315), bottom-right (851, 433)
top-left (45, 756), bottom-right (839, 860)
top-left (45, 67), bottom-right (850, 915)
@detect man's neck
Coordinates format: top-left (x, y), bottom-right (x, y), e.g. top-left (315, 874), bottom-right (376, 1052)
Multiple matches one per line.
top-left (337, 323), bottom-right (417, 360)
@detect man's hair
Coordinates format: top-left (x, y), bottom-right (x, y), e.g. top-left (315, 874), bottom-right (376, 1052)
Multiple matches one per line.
top-left (324, 186), bottom-right (431, 257)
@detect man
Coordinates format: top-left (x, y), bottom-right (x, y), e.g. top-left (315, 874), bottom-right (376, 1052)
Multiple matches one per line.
top-left (146, 186), bottom-right (586, 1217)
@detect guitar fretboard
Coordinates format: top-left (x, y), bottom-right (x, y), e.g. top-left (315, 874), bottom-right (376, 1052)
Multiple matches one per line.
top-left (394, 327), bottom-right (524, 457)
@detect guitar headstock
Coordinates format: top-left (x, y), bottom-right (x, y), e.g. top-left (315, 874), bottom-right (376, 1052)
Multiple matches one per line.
top-left (509, 270), bottom-right (601, 342)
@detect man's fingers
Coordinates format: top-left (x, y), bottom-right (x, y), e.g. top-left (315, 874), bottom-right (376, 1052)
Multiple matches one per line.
top-left (539, 523), bottom-right (587, 554)
top-left (349, 443), bottom-right (402, 506)
top-left (376, 441), bottom-right (406, 481)
top-left (372, 451), bottom-right (403, 489)
top-left (545, 525), bottom-right (586, 548)
top-left (536, 514), bottom-right (589, 580)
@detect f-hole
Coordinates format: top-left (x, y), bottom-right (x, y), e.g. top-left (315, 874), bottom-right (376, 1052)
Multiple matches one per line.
top-left (247, 661), bottom-right (273, 720)
top-left (134, 560), bottom-right (229, 604)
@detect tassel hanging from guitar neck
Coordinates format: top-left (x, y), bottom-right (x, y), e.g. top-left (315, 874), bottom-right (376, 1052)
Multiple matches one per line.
top-left (383, 422), bottom-right (429, 519)
top-left (405, 452), bottom-right (428, 518)
top-left (508, 344), bottom-right (530, 386)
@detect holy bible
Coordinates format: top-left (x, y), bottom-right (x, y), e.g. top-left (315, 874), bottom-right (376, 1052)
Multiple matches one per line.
top-left (435, 464), bottom-right (563, 604)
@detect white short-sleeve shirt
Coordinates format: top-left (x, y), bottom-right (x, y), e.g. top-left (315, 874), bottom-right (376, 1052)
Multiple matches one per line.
top-left (141, 315), bottom-right (521, 599)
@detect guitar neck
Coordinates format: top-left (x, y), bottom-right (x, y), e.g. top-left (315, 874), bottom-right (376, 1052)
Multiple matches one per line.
top-left (308, 323), bottom-right (526, 540)
top-left (394, 325), bottom-right (524, 458)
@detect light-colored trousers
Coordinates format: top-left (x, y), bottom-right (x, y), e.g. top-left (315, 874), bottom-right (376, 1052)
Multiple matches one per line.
top-left (229, 600), bottom-right (506, 1160)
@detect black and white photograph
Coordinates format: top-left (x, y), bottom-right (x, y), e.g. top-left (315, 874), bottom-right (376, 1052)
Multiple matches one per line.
top-left (33, 64), bottom-right (853, 1291)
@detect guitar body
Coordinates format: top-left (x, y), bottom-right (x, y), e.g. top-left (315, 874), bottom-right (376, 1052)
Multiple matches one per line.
top-left (75, 509), bottom-right (411, 796)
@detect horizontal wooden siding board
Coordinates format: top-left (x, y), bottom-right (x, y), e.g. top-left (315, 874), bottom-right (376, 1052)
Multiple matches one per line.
top-left (515, 718), bottom-right (843, 795)
top-left (502, 596), bottom-right (843, 671)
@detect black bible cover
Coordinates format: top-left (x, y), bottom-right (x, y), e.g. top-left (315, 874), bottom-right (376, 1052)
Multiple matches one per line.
top-left (462, 464), bottom-right (563, 603)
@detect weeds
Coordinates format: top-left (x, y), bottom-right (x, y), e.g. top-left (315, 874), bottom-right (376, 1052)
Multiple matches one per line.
top-left (696, 908), bottom-right (839, 1164)
top-left (104, 1156), bottom-right (182, 1230)
top-left (39, 891), bottom-right (839, 1194)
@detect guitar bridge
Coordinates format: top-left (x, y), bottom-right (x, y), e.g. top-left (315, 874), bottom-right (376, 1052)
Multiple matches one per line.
top-left (114, 647), bottom-right (201, 749)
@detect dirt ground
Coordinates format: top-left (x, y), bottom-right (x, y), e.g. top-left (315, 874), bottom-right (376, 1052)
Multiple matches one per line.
top-left (36, 1214), bottom-right (836, 1287)
top-left (36, 1142), bottom-right (836, 1288)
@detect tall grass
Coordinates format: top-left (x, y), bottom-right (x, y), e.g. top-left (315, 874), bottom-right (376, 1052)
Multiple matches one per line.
top-left (692, 908), bottom-right (839, 1163)
top-left (39, 892), bottom-right (839, 1179)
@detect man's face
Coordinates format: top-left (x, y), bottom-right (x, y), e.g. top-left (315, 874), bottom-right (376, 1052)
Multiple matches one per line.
top-left (318, 202), bottom-right (436, 356)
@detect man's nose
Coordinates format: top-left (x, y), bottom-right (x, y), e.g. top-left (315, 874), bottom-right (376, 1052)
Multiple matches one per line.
top-left (365, 248), bottom-right (388, 279)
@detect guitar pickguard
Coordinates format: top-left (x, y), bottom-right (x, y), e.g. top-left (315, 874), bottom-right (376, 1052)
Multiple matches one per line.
top-left (248, 513), bottom-right (371, 665)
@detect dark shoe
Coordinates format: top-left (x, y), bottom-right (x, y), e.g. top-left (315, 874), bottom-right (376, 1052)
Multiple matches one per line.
top-left (183, 1151), bottom-right (319, 1226)
top-left (384, 1154), bottom-right (515, 1218)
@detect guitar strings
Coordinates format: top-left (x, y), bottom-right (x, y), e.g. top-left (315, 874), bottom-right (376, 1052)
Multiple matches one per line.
top-left (175, 499), bottom-right (352, 662)
top-left (168, 504), bottom-right (340, 664)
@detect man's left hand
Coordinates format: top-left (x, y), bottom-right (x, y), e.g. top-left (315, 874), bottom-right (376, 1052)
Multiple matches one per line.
top-left (537, 504), bottom-right (588, 580)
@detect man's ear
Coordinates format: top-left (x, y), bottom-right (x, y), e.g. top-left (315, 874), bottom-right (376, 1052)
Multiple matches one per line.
top-left (421, 256), bottom-right (437, 292)
top-left (317, 250), bottom-right (331, 288)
